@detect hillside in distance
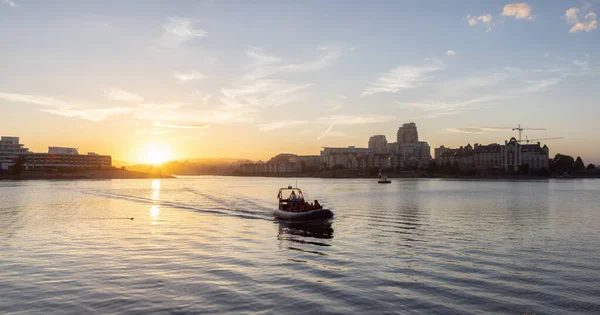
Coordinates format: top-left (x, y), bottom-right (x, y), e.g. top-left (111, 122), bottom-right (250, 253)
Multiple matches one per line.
top-left (125, 158), bottom-right (251, 175)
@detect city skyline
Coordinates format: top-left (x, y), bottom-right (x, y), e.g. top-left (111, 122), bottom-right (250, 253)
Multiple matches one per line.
top-left (1, 1), bottom-right (599, 163)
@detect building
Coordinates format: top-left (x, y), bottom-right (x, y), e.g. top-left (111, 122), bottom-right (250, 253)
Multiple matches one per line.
top-left (397, 122), bottom-right (419, 144)
top-left (318, 123), bottom-right (432, 170)
top-left (0, 136), bottom-right (112, 171)
top-left (435, 138), bottom-right (550, 173)
top-left (0, 136), bottom-right (31, 170)
top-left (368, 135), bottom-right (388, 153)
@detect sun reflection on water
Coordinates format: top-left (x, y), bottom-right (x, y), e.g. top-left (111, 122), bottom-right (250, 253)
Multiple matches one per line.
top-left (150, 205), bottom-right (160, 221)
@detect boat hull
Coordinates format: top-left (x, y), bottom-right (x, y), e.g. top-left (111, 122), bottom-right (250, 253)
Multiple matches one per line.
top-left (273, 209), bottom-right (334, 222)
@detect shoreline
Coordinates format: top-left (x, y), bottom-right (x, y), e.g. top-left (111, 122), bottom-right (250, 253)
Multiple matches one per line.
top-left (0, 169), bottom-right (174, 180)
top-left (224, 172), bottom-right (600, 180)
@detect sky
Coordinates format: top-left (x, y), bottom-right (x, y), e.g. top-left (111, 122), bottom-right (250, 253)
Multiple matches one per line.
top-left (1, 0), bottom-right (599, 164)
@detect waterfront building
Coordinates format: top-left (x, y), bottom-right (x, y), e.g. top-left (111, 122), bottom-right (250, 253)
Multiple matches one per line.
top-left (319, 123), bottom-right (432, 170)
top-left (0, 136), bottom-right (31, 170)
top-left (397, 122), bottom-right (419, 144)
top-left (0, 136), bottom-right (112, 171)
top-left (435, 138), bottom-right (549, 172)
top-left (368, 135), bottom-right (388, 153)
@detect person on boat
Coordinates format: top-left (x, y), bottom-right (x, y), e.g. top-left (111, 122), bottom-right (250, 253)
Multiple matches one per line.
top-left (314, 200), bottom-right (322, 209)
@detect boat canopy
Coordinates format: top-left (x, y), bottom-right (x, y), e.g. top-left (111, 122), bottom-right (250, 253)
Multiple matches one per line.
top-left (277, 187), bottom-right (304, 200)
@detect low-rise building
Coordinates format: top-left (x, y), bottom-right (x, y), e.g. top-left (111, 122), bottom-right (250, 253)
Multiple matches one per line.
top-left (0, 136), bottom-right (112, 171)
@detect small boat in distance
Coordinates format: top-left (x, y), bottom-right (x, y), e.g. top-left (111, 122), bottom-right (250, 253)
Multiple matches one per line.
top-left (274, 186), bottom-right (334, 222)
top-left (378, 170), bottom-right (391, 184)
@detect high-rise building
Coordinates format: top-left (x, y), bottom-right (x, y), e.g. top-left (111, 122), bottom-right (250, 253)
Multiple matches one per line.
top-left (368, 135), bottom-right (388, 153)
top-left (397, 122), bottom-right (419, 144)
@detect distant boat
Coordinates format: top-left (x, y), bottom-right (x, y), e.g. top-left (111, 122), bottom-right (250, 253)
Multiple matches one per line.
top-left (378, 170), bottom-right (391, 184)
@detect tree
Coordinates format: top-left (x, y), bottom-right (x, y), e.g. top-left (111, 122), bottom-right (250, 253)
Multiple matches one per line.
top-left (574, 156), bottom-right (585, 170)
top-left (587, 164), bottom-right (596, 171)
top-left (518, 163), bottom-right (530, 175)
top-left (428, 160), bottom-right (438, 173)
top-left (551, 154), bottom-right (574, 173)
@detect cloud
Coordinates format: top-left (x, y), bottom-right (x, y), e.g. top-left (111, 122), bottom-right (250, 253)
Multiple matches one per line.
top-left (317, 124), bottom-right (333, 140)
top-left (316, 124), bottom-right (358, 140)
top-left (447, 50), bottom-right (456, 56)
top-left (361, 61), bottom-right (443, 97)
top-left (544, 52), bottom-right (550, 57)
top-left (565, 7), bottom-right (598, 33)
top-left (258, 120), bottom-right (309, 131)
top-left (0, 92), bottom-right (73, 108)
top-left (41, 107), bottom-right (134, 122)
top-left (2, 0), bottom-right (19, 8)
top-left (467, 14), bottom-right (493, 31)
top-left (445, 127), bottom-right (512, 134)
top-left (220, 79), bottom-right (313, 110)
top-left (397, 95), bottom-right (503, 118)
top-left (173, 71), bottom-right (207, 82)
top-left (522, 78), bottom-right (561, 92)
top-left (573, 59), bottom-right (589, 67)
top-left (319, 114), bottom-right (396, 125)
top-left (502, 3), bottom-right (535, 20)
top-left (335, 94), bottom-right (347, 99)
top-left (0, 91), bottom-right (134, 121)
top-left (105, 88), bottom-right (144, 102)
top-left (245, 47), bottom-right (282, 65)
top-left (242, 44), bottom-right (345, 80)
top-left (159, 17), bottom-right (207, 47)
top-left (152, 122), bottom-right (209, 129)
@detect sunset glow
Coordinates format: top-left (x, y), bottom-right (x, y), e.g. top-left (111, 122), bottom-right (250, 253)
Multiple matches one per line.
top-left (140, 144), bottom-right (173, 165)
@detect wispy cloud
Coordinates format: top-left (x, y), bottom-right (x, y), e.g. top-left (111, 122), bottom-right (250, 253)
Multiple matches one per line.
top-left (317, 124), bottom-right (333, 140)
top-left (220, 79), bottom-right (313, 110)
top-left (41, 107), bottom-right (134, 122)
top-left (565, 7), bottom-right (597, 33)
top-left (152, 122), bottom-right (210, 129)
top-left (467, 13), bottom-right (493, 31)
top-left (318, 114), bottom-right (396, 125)
top-left (361, 61), bottom-right (443, 97)
top-left (173, 71), bottom-right (207, 82)
top-left (258, 120), bottom-right (309, 131)
top-left (245, 47), bottom-right (282, 65)
top-left (2, 0), bottom-right (19, 8)
top-left (317, 124), bottom-right (358, 140)
top-left (242, 44), bottom-right (345, 80)
top-left (447, 50), bottom-right (456, 56)
top-left (159, 17), bottom-right (207, 47)
top-left (502, 3), bottom-right (535, 20)
top-left (0, 92), bottom-right (73, 108)
top-left (522, 78), bottom-right (561, 92)
top-left (0, 92), bottom-right (134, 121)
top-left (445, 127), bottom-right (513, 134)
top-left (397, 95), bottom-right (503, 118)
top-left (105, 88), bottom-right (144, 102)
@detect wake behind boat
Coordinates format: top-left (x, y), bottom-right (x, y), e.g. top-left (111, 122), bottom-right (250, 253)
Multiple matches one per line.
top-left (274, 186), bottom-right (333, 222)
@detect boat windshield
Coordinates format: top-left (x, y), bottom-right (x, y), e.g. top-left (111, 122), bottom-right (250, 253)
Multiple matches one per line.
top-left (278, 188), bottom-right (303, 200)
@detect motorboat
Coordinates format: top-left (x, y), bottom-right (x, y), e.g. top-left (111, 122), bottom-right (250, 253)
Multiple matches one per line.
top-left (377, 170), bottom-right (391, 184)
top-left (274, 186), bottom-right (333, 222)
top-left (378, 175), bottom-right (391, 184)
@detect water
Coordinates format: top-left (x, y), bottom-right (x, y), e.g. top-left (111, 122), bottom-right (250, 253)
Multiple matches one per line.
top-left (1, 177), bottom-right (599, 314)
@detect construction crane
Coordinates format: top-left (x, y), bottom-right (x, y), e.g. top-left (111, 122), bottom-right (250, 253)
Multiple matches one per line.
top-left (519, 136), bottom-right (564, 144)
top-left (512, 124), bottom-right (546, 142)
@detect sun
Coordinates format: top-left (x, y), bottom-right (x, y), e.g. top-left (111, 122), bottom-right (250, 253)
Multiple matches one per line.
top-left (140, 143), bottom-right (174, 165)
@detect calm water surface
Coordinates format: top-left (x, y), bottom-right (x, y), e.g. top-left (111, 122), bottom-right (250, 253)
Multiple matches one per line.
top-left (1, 177), bottom-right (599, 314)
